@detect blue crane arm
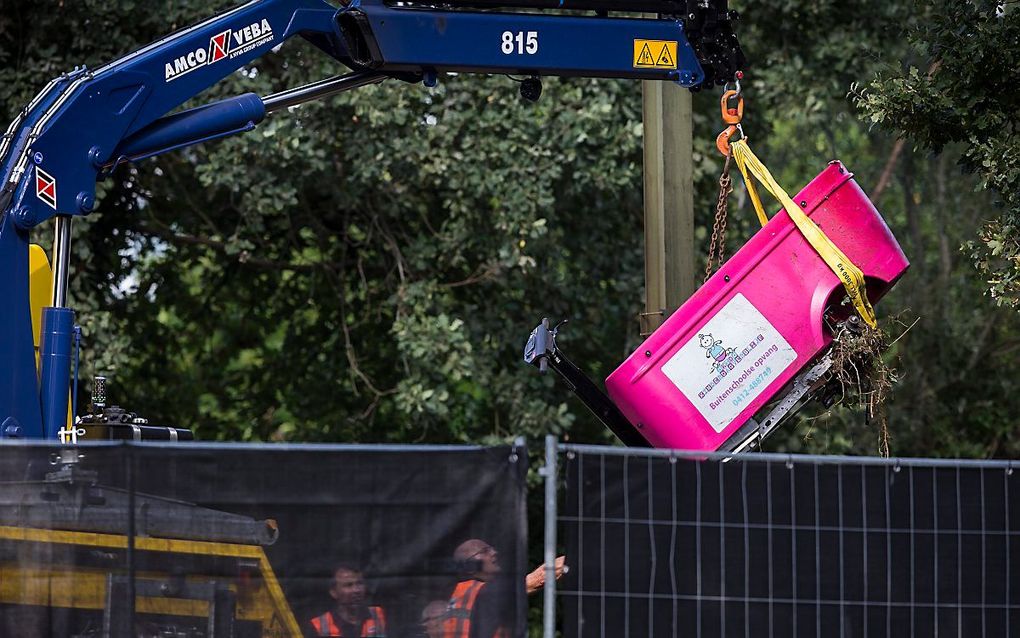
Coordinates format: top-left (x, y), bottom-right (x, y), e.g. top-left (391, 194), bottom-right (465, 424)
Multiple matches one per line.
top-left (1, 0), bottom-right (743, 229)
top-left (0, 0), bottom-right (355, 227)
top-left (0, 0), bottom-right (743, 440)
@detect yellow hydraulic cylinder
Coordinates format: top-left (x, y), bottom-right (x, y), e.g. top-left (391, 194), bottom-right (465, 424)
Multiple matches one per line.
top-left (29, 244), bottom-right (72, 430)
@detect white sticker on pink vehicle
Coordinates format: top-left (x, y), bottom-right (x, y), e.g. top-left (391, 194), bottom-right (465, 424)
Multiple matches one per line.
top-left (660, 293), bottom-right (798, 433)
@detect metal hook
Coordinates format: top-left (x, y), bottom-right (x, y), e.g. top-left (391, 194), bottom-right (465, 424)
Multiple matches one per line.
top-left (715, 123), bottom-right (744, 156)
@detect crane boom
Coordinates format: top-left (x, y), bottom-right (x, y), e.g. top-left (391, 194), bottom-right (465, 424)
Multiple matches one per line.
top-left (0, 0), bottom-right (743, 440)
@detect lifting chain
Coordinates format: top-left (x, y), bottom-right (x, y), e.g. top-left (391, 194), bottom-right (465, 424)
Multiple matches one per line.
top-left (704, 152), bottom-right (732, 284)
top-left (705, 73), bottom-right (744, 284)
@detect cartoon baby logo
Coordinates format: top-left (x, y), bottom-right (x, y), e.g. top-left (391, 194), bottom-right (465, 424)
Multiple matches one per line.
top-left (698, 333), bottom-right (736, 373)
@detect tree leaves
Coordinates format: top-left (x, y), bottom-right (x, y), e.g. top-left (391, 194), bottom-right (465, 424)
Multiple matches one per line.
top-left (2, 1), bottom-right (1018, 457)
top-left (854, 0), bottom-right (1020, 307)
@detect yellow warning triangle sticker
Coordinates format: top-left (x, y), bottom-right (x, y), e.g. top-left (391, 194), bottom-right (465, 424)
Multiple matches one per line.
top-left (655, 43), bottom-right (675, 68)
top-left (636, 43), bottom-right (654, 67)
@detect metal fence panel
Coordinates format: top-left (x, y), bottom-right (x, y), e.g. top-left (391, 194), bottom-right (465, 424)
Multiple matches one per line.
top-left (557, 445), bottom-right (1018, 638)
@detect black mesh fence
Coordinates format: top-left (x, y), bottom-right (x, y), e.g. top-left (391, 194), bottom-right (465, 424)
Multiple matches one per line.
top-left (560, 447), bottom-right (1019, 638)
top-left (0, 441), bottom-right (528, 638)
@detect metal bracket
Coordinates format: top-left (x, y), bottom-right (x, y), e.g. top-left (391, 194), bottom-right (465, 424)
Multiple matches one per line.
top-left (724, 353), bottom-right (835, 454)
top-left (105, 574), bottom-right (237, 638)
top-left (524, 318), bottom-right (650, 447)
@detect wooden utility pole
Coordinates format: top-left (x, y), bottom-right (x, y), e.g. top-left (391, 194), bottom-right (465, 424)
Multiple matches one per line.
top-left (641, 80), bottom-right (695, 336)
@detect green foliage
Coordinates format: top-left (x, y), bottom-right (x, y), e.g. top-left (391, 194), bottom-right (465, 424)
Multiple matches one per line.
top-left (2, 1), bottom-right (644, 446)
top-left (2, 0), bottom-right (1018, 459)
top-left (853, 0), bottom-right (1020, 307)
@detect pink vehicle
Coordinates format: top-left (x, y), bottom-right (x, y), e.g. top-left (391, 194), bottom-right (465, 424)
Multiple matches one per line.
top-left (525, 160), bottom-right (909, 452)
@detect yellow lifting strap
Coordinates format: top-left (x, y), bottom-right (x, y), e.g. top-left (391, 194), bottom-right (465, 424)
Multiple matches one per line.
top-left (729, 139), bottom-right (878, 329)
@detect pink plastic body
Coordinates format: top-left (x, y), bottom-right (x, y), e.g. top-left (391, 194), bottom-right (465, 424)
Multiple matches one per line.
top-left (605, 161), bottom-right (909, 451)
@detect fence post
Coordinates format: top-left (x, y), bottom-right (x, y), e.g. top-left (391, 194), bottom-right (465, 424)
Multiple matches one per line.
top-left (542, 435), bottom-right (558, 638)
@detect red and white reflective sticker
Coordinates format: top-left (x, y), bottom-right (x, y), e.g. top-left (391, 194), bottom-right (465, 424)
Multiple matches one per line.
top-left (35, 166), bottom-right (57, 209)
top-left (209, 30), bottom-right (230, 63)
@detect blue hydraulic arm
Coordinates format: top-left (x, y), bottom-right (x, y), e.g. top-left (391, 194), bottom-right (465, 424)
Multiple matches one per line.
top-left (0, 0), bottom-right (743, 440)
top-left (337, 1), bottom-right (706, 84)
top-left (0, 0), bottom-right (364, 440)
top-left (0, 0), bottom-right (358, 224)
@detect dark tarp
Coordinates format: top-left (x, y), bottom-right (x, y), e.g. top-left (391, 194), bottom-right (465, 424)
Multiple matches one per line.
top-left (0, 441), bottom-right (527, 638)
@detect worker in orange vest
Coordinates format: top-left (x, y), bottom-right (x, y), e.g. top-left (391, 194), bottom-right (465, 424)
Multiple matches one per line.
top-left (443, 540), bottom-right (506, 638)
top-left (443, 540), bottom-right (566, 638)
top-left (308, 563), bottom-right (388, 637)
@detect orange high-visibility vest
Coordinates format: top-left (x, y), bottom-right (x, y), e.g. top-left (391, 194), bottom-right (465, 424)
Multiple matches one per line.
top-left (310, 606), bottom-right (387, 637)
top-left (442, 580), bottom-right (509, 638)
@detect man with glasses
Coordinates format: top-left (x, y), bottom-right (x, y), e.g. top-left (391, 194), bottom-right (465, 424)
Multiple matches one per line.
top-left (442, 539), bottom-right (565, 638)
top-left (443, 540), bottom-right (508, 638)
